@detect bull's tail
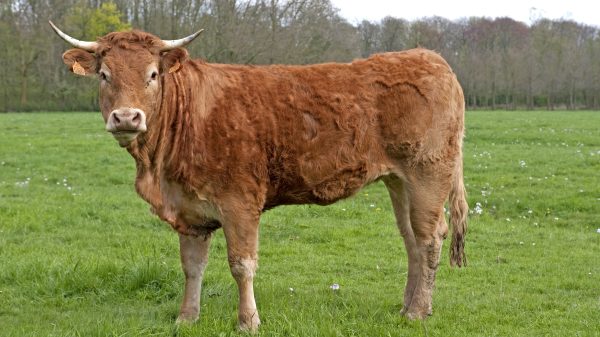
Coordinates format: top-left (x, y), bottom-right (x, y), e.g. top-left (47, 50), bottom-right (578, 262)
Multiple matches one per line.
top-left (449, 152), bottom-right (469, 267)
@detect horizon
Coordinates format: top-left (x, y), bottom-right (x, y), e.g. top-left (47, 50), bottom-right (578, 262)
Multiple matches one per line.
top-left (330, 0), bottom-right (600, 28)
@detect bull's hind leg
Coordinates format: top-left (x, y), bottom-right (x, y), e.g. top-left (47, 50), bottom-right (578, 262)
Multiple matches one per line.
top-left (404, 175), bottom-right (450, 319)
top-left (383, 176), bottom-right (420, 315)
top-left (177, 233), bottom-right (212, 323)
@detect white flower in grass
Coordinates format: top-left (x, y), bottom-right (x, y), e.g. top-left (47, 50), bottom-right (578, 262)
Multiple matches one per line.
top-left (596, 228), bottom-right (600, 234)
top-left (15, 179), bottom-right (29, 187)
top-left (330, 283), bottom-right (340, 291)
top-left (474, 202), bottom-right (483, 215)
top-left (519, 160), bottom-right (527, 168)
top-left (289, 287), bottom-right (294, 292)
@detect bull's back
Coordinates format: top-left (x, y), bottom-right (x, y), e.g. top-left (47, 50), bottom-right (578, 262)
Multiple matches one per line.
top-left (204, 49), bottom-right (463, 208)
top-left (269, 48), bottom-right (462, 160)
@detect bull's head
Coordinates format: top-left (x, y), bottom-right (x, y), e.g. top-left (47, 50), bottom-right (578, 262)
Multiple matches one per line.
top-left (49, 21), bottom-right (202, 147)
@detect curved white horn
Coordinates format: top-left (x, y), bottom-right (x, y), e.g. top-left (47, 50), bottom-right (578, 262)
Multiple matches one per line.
top-left (160, 29), bottom-right (204, 51)
top-left (49, 21), bottom-right (99, 52)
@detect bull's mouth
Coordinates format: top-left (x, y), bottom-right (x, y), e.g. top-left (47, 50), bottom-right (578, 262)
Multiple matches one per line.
top-left (111, 130), bottom-right (141, 147)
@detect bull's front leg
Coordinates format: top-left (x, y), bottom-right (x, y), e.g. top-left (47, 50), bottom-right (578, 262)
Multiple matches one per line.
top-left (222, 212), bottom-right (261, 332)
top-left (176, 233), bottom-right (212, 324)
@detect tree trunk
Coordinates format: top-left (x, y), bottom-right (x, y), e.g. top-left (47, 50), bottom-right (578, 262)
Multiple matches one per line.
top-left (491, 81), bottom-right (496, 110)
top-left (18, 48), bottom-right (40, 111)
top-left (19, 66), bottom-right (27, 110)
top-left (269, 0), bottom-right (278, 64)
top-left (170, 0), bottom-right (176, 37)
top-left (133, 0), bottom-right (140, 27)
top-left (569, 82), bottom-right (575, 110)
top-left (527, 76), bottom-right (533, 110)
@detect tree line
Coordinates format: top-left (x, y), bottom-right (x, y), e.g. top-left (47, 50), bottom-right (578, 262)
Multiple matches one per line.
top-left (1, 0), bottom-right (599, 112)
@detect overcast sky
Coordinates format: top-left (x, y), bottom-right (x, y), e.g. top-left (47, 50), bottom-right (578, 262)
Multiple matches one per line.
top-left (329, 0), bottom-right (600, 27)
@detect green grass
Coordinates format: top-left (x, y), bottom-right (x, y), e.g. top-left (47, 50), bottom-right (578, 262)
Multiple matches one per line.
top-left (1, 111), bottom-right (599, 336)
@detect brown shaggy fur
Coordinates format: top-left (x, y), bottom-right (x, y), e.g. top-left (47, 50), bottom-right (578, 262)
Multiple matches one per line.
top-left (58, 29), bottom-right (468, 330)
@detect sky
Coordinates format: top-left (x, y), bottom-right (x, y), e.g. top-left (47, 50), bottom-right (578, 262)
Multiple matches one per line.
top-left (329, 0), bottom-right (600, 27)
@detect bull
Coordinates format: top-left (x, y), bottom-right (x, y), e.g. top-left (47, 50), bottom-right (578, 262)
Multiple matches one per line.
top-left (49, 21), bottom-right (468, 332)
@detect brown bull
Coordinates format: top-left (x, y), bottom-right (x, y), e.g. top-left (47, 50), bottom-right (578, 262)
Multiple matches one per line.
top-left (50, 21), bottom-right (468, 332)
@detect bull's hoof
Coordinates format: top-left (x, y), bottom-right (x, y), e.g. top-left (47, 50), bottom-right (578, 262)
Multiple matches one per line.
top-left (400, 306), bottom-right (409, 315)
top-left (404, 308), bottom-right (432, 320)
top-left (238, 311), bottom-right (261, 333)
top-left (175, 312), bottom-right (199, 325)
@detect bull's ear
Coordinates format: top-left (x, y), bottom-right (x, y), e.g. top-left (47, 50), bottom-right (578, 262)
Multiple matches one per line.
top-left (62, 49), bottom-right (97, 77)
top-left (161, 48), bottom-right (189, 74)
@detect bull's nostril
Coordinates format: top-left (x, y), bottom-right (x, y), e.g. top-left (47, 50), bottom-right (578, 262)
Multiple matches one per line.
top-left (109, 110), bottom-right (144, 132)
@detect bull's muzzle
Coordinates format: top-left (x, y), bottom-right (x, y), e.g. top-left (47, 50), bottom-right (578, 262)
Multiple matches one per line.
top-left (106, 108), bottom-right (147, 147)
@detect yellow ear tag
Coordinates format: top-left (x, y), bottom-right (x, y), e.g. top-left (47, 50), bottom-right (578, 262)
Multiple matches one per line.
top-left (168, 62), bottom-right (181, 74)
top-left (72, 61), bottom-right (86, 76)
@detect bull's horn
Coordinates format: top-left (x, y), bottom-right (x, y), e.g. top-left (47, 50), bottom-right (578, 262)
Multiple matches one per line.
top-left (160, 29), bottom-right (204, 51)
top-left (49, 21), bottom-right (99, 52)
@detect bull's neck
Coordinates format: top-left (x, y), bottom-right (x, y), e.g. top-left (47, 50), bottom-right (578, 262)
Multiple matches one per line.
top-left (127, 61), bottom-right (213, 188)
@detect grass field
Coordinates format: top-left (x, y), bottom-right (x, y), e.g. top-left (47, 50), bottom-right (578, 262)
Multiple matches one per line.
top-left (1, 111), bottom-right (599, 336)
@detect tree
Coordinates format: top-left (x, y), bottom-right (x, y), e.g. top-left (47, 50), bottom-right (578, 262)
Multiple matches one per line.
top-left (379, 16), bottom-right (408, 52)
top-left (2, 0), bottom-right (600, 111)
top-left (65, 1), bottom-right (131, 40)
top-left (357, 20), bottom-right (381, 57)
top-left (88, 2), bottom-right (131, 38)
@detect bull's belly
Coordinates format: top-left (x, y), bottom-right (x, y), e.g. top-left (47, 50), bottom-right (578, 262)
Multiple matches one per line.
top-left (264, 161), bottom-right (390, 210)
top-left (263, 188), bottom-right (359, 210)
top-left (265, 184), bottom-right (361, 209)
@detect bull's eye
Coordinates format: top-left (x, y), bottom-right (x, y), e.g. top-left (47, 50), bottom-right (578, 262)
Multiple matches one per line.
top-left (150, 71), bottom-right (158, 81)
top-left (99, 71), bottom-right (107, 81)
